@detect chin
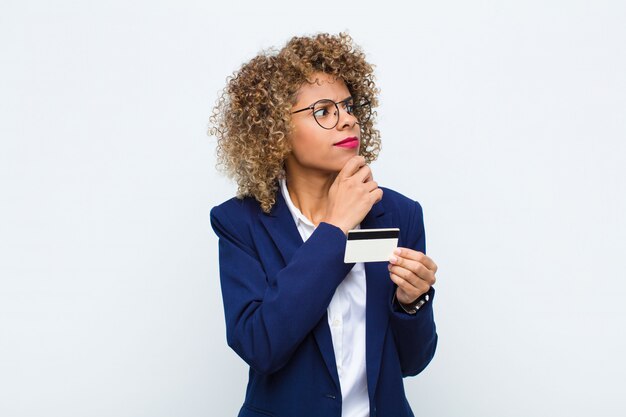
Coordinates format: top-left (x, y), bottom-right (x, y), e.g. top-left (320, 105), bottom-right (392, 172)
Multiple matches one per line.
top-left (331, 154), bottom-right (358, 172)
top-left (293, 151), bottom-right (361, 175)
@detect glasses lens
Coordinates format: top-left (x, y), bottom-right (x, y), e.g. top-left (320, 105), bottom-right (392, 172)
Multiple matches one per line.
top-left (312, 100), bottom-right (338, 129)
top-left (352, 99), bottom-right (371, 124)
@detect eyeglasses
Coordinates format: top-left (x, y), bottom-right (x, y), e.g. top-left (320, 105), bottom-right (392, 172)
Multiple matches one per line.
top-left (290, 97), bottom-right (371, 130)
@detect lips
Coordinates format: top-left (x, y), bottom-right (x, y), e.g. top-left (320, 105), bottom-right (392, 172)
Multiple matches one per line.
top-left (334, 136), bottom-right (359, 146)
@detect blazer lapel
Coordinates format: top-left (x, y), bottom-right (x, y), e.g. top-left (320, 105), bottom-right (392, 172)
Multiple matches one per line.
top-left (258, 190), bottom-right (303, 265)
top-left (361, 199), bottom-right (394, 400)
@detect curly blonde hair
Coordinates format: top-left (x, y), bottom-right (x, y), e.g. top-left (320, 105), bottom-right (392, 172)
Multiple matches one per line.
top-left (208, 32), bottom-right (381, 213)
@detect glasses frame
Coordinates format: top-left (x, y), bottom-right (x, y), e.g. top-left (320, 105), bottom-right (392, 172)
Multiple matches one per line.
top-left (290, 97), bottom-right (371, 130)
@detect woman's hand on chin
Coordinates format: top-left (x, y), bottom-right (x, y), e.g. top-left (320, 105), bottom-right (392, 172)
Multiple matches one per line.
top-left (322, 155), bottom-right (383, 235)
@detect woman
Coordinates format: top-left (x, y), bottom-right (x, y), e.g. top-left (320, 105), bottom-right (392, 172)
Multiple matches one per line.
top-left (208, 32), bottom-right (438, 417)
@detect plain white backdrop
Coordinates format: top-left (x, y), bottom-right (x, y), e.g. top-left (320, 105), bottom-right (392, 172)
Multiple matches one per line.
top-left (1, 0), bottom-right (625, 416)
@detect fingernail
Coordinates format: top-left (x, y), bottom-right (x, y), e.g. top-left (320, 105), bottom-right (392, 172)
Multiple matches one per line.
top-left (393, 248), bottom-right (401, 255)
top-left (389, 256), bottom-right (397, 263)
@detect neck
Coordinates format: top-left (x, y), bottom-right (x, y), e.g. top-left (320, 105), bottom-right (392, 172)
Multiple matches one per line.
top-left (284, 168), bottom-right (337, 226)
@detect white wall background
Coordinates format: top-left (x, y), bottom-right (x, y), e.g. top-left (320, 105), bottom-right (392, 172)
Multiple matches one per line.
top-left (1, 0), bottom-right (625, 416)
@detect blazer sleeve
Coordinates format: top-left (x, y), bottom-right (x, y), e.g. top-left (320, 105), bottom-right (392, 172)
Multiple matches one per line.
top-left (388, 200), bottom-right (438, 377)
top-left (210, 204), bottom-right (354, 375)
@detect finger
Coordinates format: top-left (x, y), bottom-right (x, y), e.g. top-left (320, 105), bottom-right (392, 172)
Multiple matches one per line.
top-left (337, 155), bottom-right (366, 180)
top-left (389, 272), bottom-right (427, 300)
top-left (388, 262), bottom-right (417, 283)
top-left (363, 164), bottom-right (374, 182)
top-left (394, 271), bottom-right (431, 296)
top-left (393, 247), bottom-right (438, 273)
top-left (370, 187), bottom-right (383, 204)
top-left (389, 261), bottom-right (436, 286)
top-left (352, 163), bottom-right (372, 183)
top-left (389, 256), bottom-right (436, 285)
top-left (364, 180), bottom-right (378, 192)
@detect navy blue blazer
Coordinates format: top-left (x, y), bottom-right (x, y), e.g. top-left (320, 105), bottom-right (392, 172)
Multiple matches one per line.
top-left (210, 186), bottom-right (437, 417)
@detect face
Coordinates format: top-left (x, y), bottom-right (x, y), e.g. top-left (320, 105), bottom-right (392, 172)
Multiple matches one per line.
top-left (285, 72), bottom-right (361, 177)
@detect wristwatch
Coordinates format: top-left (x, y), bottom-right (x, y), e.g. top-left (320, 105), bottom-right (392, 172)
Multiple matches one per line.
top-left (395, 292), bottom-right (430, 315)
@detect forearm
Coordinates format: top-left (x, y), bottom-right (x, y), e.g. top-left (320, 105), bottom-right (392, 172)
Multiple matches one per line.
top-left (389, 286), bottom-right (438, 376)
top-left (213, 210), bottom-right (352, 374)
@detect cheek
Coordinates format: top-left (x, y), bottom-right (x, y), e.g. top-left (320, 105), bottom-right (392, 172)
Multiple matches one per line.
top-left (290, 139), bottom-right (321, 165)
top-left (290, 129), bottom-right (323, 159)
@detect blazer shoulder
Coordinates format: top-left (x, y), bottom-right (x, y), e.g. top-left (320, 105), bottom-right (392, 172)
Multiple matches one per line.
top-left (211, 195), bottom-right (262, 222)
top-left (209, 195), bottom-right (264, 247)
top-left (378, 186), bottom-right (424, 215)
top-left (377, 186), bottom-right (426, 249)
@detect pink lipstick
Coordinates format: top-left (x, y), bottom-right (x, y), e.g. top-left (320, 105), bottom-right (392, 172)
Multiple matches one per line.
top-left (333, 137), bottom-right (359, 149)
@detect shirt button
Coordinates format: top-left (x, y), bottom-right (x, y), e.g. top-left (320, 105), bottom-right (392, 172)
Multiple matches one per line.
top-left (332, 319), bottom-right (341, 327)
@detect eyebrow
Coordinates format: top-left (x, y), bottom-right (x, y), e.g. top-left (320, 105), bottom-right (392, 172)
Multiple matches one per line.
top-left (305, 95), bottom-right (353, 109)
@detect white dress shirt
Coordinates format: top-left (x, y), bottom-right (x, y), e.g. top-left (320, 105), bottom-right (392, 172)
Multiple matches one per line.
top-left (279, 177), bottom-right (369, 417)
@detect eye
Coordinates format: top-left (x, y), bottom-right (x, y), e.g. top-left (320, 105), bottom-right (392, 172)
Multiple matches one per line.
top-left (342, 100), bottom-right (355, 113)
top-left (313, 108), bottom-right (329, 118)
top-left (313, 101), bottom-right (335, 118)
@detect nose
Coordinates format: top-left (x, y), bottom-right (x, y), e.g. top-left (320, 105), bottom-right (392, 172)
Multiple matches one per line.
top-left (336, 105), bottom-right (358, 130)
